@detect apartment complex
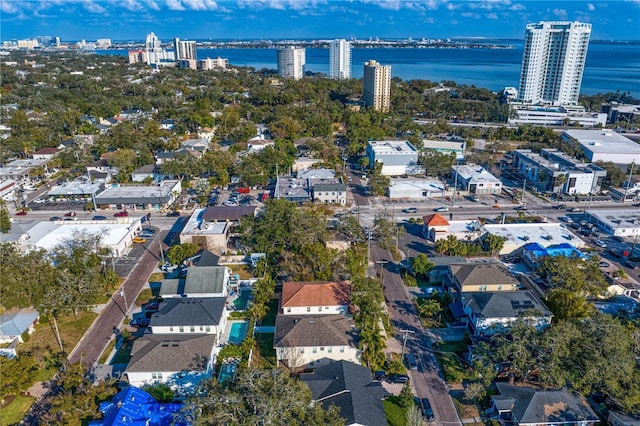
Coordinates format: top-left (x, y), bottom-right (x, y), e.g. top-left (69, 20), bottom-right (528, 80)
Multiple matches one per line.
top-left (173, 38), bottom-right (197, 60)
top-left (518, 21), bottom-right (591, 105)
top-left (363, 60), bottom-right (391, 112)
top-left (366, 140), bottom-right (422, 176)
top-left (277, 46), bottom-right (306, 80)
top-left (329, 39), bottom-right (351, 80)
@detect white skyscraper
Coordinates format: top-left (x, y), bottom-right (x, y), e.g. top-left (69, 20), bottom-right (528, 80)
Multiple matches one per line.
top-left (518, 21), bottom-right (591, 105)
top-left (363, 60), bottom-right (391, 113)
top-left (143, 32), bottom-right (174, 67)
top-left (329, 39), bottom-right (351, 79)
top-left (277, 46), bottom-right (306, 80)
top-left (174, 38), bottom-right (197, 60)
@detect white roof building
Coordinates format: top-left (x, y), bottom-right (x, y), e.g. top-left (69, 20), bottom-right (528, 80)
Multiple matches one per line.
top-left (562, 129), bottom-right (640, 165)
top-left (179, 208), bottom-right (229, 254)
top-left (587, 209), bottom-right (640, 238)
top-left (452, 164), bottom-right (502, 195)
top-left (482, 223), bottom-right (584, 255)
top-left (388, 179), bottom-right (445, 199)
top-left (366, 140), bottom-right (423, 176)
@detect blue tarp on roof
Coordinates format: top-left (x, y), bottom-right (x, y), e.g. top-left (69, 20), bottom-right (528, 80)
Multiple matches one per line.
top-left (523, 242), bottom-right (585, 259)
top-left (89, 386), bottom-right (184, 426)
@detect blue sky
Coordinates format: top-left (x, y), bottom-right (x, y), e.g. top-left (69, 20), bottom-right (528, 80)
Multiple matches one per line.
top-left (1, 0), bottom-right (639, 42)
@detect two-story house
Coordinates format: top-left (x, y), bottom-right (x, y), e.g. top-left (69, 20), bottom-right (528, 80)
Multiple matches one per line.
top-left (274, 281), bottom-right (359, 369)
top-left (446, 263), bottom-right (520, 294)
top-left (159, 266), bottom-right (230, 299)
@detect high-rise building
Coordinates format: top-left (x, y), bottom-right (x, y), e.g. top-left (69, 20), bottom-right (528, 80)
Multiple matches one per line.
top-left (363, 60), bottom-right (391, 112)
top-left (329, 39), bottom-right (351, 79)
top-left (142, 32), bottom-right (174, 67)
top-left (518, 21), bottom-right (591, 105)
top-left (174, 38), bottom-right (197, 61)
top-left (277, 47), bottom-right (306, 80)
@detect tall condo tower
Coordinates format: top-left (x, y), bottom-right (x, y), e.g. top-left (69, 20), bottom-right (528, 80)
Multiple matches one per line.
top-left (277, 46), bottom-right (306, 80)
top-left (518, 21), bottom-right (591, 105)
top-left (329, 39), bottom-right (352, 79)
top-left (174, 38), bottom-right (197, 60)
top-left (363, 60), bottom-right (391, 112)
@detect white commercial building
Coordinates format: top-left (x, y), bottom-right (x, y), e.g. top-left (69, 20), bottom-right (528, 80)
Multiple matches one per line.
top-left (366, 140), bottom-right (422, 176)
top-left (508, 103), bottom-right (606, 127)
top-left (179, 208), bottom-right (229, 253)
top-left (587, 209), bottom-right (640, 238)
top-left (452, 164), bottom-right (502, 195)
top-left (518, 21), bottom-right (591, 105)
top-left (422, 138), bottom-right (466, 160)
top-left (482, 223), bottom-right (584, 255)
top-left (388, 179), bottom-right (445, 199)
top-left (562, 129), bottom-right (640, 165)
top-left (277, 47), bottom-right (305, 80)
top-left (329, 39), bottom-right (351, 80)
top-left (363, 60), bottom-right (391, 113)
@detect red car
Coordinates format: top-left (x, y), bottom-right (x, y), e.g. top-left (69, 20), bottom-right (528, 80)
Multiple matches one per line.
top-left (114, 211), bottom-right (129, 217)
top-left (238, 187), bottom-right (251, 194)
top-left (15, 210), bottom-right (28, 216)
top-left (64, 212), bottom-right (76, 217)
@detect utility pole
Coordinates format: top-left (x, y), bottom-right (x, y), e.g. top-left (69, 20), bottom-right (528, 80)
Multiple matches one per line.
top-left (452, 161), bottom-right (459, 207)
top-left (623, 161), bottom-right (635, 203)
top-left (120, 289), bottom-right (128, 311)
top-left (375, 260), bottom-right (388, 287)
top-left (399, 329), bottom-right (415, 359)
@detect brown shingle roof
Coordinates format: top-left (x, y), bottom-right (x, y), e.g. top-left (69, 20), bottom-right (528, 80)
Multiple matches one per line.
top-left (33, 147), bottom-right (60, 155)
top-left (281, 281), bottom-right (351, 310)
top-left (273, 315), bottom-right (357, 348)
top-left (449, 263), bottom-right (519, 287)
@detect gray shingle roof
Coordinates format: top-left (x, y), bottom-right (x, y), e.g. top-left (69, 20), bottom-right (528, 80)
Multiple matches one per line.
top-left (462, 291), bottom-right (552, 319)
top-left (126, 334), bottom-right (217, 373)
top-left (313, 183), bottom-right (346, 192)
top-left (160, 267), bottom-right (227, 297)
top-left (273, 315), bottom-right (357, 348)
top-left (0, 308), bottom-right (39, 338)
top-left (450, 263), bottom-right (519, 287)
top-left (494, 383), bottom-right (598, 424)
top-left (301, 360), bottom-right (387, 426)
top-left (149, 298), bottom-right (226, 327)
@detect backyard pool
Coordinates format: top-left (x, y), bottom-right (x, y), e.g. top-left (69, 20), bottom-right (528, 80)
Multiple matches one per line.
top-left (228, 321), bottom-right (249, 344)
top-left (232, 289), bottom-right (252, 310)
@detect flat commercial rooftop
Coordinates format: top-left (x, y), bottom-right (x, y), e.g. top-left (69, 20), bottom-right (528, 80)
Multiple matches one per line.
top-left (22, 220), bottom-right (138, 251)
top-left (587, 209), bottom-right (640, 231)
top-left (564, 129), bottom-right (640, 154)
top-left (182, 209), bottom-right (228, 235)
top-left (483, 223), bottom-right (584, 248)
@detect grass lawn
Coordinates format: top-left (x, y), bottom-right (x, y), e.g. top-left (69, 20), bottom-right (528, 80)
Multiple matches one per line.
top-left (1, 395), bottom-right (35, 426)
top-left (259, 299), bottom-right (278, 327)
top-left (452, 393), bottom-right (481, 422)
top-left (135, 288), bottom-right (154, 306)
top-left (435, 350), bottom-right (476, 384)
top-left (149, 272), bottom-right (164, 283)
top-left (383, 399), bottom-right (408, 426)
top-left (252, 333), bottom-right (276, 368)
top-left (98, 339), bottom-right (117, 364)
top-left (110, 337), bottom-right (134, 365)
top-left (226, 264), bottom-right (253, 280)
top-left (20, 311), bottom-right (98, 364)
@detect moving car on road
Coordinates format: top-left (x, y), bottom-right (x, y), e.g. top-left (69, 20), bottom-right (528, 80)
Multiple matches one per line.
top-left (403, 207), bottom-right (418, 213)
top-left (114, 211), bottom-right (129, 217)
top-left (92, 215), bottom-right (107, 220)
top-left (420, 398), bottom-right (435, 422)
top-left (404, 353), bottom-right (418, 370)
top-left (15, 210), bottom-right (28, 216)
top-left (387, 374), bottom-right (410, 384)
top-left (434, 207), bottom-right (449, 212)
top-left (166, 211), bottom-right (180, 217)
top-left (64, 212), bottom-right (76, 217)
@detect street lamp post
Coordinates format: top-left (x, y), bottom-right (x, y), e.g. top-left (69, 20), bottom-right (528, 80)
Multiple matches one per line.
top-left (120, 289), bottom-right (128, 311)
top-left (452, 161), bottom-right (459, 207)
top-left (399, 329), bottom-right (415, 359)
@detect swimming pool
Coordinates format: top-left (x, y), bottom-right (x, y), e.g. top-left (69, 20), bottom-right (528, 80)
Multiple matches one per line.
top-left (232, 289), bottom-right (251, 310)
top-left (228, 321), bottom-right (249, 344)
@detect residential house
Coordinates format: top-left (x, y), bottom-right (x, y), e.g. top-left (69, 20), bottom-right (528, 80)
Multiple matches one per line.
top-left (180, 207), bottom-right (257, 253)
top-left (312, 182), bottom-right (347, 205)
top-left (247, 136), bottom-right (275, 152)
top-left (149, 298), bottom-right (227, 342)
top-left (32, 147), bottom-right (60, 160)
top-left (281, 281), bottom-right (351, 315)
top-left (181, 138), bottom-right (211, 152)
top-left (124, 333), bottom-right (217, 391)
top-left (89, 386), bottom-right (185, 426)
top-left (301, 360), bottom-right (387, 426)
top-left (155, 151), bottom-right (176, 165)
top-left (446, 263), bottom-right (520, 293)
top-left (459, 291), bottom-right (553, 336)
top-left (160, 118), bottom-right (175, 130)
top-left (173, 147), bottom-right (203, 160)
top-left (87, 159), bottom-right (118, 176)
top-left (487, 383), bottom-right (598, 426)
top-left (160, 266), bottom-right (230, 298)
top-left (274, 315), bottom-right (360, 369)
top-left (130, 164), bottom-right (159, 182)
top-left (0, 307), bottom-right (39, 344)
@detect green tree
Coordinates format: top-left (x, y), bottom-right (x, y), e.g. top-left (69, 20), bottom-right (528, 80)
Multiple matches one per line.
top-left (417, 298), bottom-right (442, 320)
top-left (0, 354), bottom-right (39, 403)
top-left (411, 254), bottom-right (435, 279)
top-left (398, 382), bottom-right (414, 408)
top-left (483, 234), bottom-right (506, 255)
top-left (368, 161), bottom-right (390, 196)
top-left (182, 368), bottom-right (345, 425)
top-left (464, 382), bottom-right (486, 407)
top-left (143, 383), bottom-right (174, 403)
top-left (0, 199), bottom-right (12, 233)
top-left (166, 243), bottom-right (200, 266)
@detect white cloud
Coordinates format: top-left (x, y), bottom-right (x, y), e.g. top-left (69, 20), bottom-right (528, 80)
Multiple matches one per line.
top-left (425, 16), bottom-right (435, 24)
top-left (122, 0), bottom-right (144, 11)
top-left (587, 3), bottom-right (595, 10)
top-left (461, 12), bottom-right (481, 19)
top-left (166, 0), bottom-right (186, 10)
top-left (1, 1), bottom-right (19, 13)
top-left (510, 3), bottom-right (525, 11)
top-left (82, 1), bottom-right (107, 14)
top-left (144, 0), bottom-right (161, 10)
top-left (553, 8), bottom-right (567, 18)
top-left (486, 12), bottom-right (498, 19)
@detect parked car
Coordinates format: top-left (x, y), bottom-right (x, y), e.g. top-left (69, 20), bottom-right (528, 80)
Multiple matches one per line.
top-left (237, 187), bottom-right (251, 194)
top-left (15, 210), bottom-right (28, 216)
top-left (166, 211), bottom-right (180, 217)
top-left (114, 211), bottom-right (129, 217)
top-left (387, 374), bottom-right (410, 384)
top-left (556, 204), bottom-right (567, 210)
top-left (64, 212), bottom-right (76, 217)
top-left (92, 215), bottom-right (107, 220)
top-left (420, 398), bottom-right (435, 422)
top-left (623, 260), bottom-right (639, 270)
top-left (594, 240), bottom-right (607, 248)
top-left (33, 198), bottom-right (46, 204)
top-left (49, 216), bottom-right (61, 221)
top-left (404, 353), bottom-right (418, 370)
top-left (569, 207), bottom-right (583, 212)
top-left (598, 261), bottom-right (610, 268)
top-left (129, 317), bottom-right (150, 328)
top-left (560, 216), bottom-right (573, 223)
top-left (514, 205), bottom-right (527, 211)
top-left (132, 237), bottom-right (147, 244)
top-left (403, 207), bottom-right (418, 213)
top-left (434, 207), bottom-right (449, 212)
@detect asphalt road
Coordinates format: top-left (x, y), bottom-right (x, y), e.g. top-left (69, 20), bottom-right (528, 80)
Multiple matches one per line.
top-left (371, 244), bottom-right (462, 426)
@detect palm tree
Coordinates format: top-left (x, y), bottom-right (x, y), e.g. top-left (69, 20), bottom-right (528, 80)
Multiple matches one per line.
top-left (554, 174), bottom-right (567, 202)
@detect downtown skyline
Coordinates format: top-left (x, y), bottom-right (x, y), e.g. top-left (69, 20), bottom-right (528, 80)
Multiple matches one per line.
top-left (1, 0), bottom-right (639, 42)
